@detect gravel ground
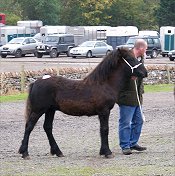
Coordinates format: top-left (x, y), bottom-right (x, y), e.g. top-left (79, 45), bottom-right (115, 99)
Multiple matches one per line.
top-left (0, 92), bottom-right (174, 176)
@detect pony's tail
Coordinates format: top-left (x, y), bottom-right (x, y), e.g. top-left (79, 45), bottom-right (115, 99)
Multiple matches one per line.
top-left (25, 82), bottom-right (34, 123)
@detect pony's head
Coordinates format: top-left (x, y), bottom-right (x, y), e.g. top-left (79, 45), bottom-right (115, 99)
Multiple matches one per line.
top-left (117, 47), bottom-right (148, 78)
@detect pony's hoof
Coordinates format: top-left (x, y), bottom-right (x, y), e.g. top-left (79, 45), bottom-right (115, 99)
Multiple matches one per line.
top-left (50, 151), bottom-right (64, 157)
top-left (23, 155), bottom-right (30, 160)
top-left (57, 153), bottom-right (64, 157)
top-left (105, 153), bottom-right (115, 159)
top-left (22, 153), bottom-right (30, 160)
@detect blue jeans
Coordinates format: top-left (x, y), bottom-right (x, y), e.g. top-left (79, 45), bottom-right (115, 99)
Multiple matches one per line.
top-left (119, 105), bottom-right (143, 149)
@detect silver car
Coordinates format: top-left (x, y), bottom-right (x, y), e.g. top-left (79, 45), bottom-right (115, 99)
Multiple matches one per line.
top-left (70, 41), bottom-right (113, 58)
top-left (0, 37), bottom-right (39, 58)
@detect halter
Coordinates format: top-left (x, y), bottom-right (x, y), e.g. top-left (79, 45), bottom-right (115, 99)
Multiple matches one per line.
top-left (122, 57), bottom-right (142, 74)
top-left (122, 57), bottom-right (145, 122)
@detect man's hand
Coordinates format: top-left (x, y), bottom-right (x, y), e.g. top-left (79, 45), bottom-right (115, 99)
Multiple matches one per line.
top-left (131, 76), bottom-right (137, 80)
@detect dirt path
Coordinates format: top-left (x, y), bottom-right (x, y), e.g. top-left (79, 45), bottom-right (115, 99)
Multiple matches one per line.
top-left (0, 92), bottom-right (174, 176)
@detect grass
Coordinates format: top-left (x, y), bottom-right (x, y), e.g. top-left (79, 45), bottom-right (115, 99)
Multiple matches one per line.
top-left (144, 83), bottom-right (174, 93)
top-left (0, 92), bottom-right (28, 103)
top-left (0, 84), bottom-right (174, 103)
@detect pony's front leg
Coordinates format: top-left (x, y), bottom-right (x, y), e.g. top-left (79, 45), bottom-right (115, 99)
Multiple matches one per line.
top-left (19, 112), bottom-right (42, 159)
top-left (99, 110), bottom-right (114, 158)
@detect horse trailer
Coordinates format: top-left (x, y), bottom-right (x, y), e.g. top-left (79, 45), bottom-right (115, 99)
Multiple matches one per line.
top-left (160, 26), bottom-right (175, 57)
top-left (106, 26), bottom-right (139, 49)
top-left (0, 26), bottom-right (37, 46)
top-left (39, 25), bottom-right (110, 46)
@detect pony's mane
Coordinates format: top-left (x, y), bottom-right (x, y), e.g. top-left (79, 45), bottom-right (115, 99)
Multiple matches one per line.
top-left (84, 48), bottom-right (128, 83)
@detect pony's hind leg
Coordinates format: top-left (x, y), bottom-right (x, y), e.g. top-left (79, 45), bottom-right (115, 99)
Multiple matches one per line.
top-left (43, 109), bottom-right (64, 157)
top-left (19, 111), bottom-right (43, 159)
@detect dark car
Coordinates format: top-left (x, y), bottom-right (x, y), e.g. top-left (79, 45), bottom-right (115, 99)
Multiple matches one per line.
top-left (117, 35), bottom-right (162, 58)
top-left (168, 50), bottom-right (175, 61)
top-left (35, 34), bottom-right (75, 58)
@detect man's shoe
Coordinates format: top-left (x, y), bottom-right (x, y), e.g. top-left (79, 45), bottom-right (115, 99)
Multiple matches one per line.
top-left (130, 144), bottom-right (147, 151)
top-left (122, 148), bottom-right (132, 155)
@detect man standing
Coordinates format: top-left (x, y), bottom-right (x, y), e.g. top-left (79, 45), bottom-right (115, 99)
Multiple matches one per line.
top-left (118, 39), bottom-right (147, 155)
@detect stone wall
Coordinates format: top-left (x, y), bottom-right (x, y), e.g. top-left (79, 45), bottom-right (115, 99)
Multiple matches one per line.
top-left (0, 65), bottom-right (174, 95)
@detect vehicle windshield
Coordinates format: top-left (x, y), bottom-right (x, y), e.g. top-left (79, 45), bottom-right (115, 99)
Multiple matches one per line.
top-left (80, 41), bottom-right (96, 47)
top-left (44, 36), bottom-right (59, 42)
top-left (126, 38), bottom-right (137, 45)
top-left (9, 38), bottom-right (24, 44)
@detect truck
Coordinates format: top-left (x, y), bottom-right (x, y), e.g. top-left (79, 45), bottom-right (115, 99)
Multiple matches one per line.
top-left (106, 26), bottom-right (139, 49)
top-left (39, 25), bottom-right (110, 46)
top-left (35, 33), bottom-right (75, 58)
top-left (0, 20), bottom-right (43, 46)
top-left (160, 26), bottom-right (175, 57)
top-left (0, 13), bottom-right (6, 26)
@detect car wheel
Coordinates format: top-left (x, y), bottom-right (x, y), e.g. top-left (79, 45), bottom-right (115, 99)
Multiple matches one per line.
top-left (106, 50), bottom-right (111, 56)
top-left (162, 54), bottom-right (166, 57)
top-left (86, 51), bottom-right (92, 58)
top-left (169, 56), bottom-right (175, 61)
top-left (66, 48), bottom-right (72, 57)
top-left (151, 50), bottom-right (158, 58)
top-left (1, 54), bottom-right (7, 58)
top-left (72, 56), bottom-right (76, 58)
top-left (50, 49), bottom-right (57, 58)
top-left (36, 52), bottom-right (43, 58)
top-left (15, 49), bottom-right (22, 58)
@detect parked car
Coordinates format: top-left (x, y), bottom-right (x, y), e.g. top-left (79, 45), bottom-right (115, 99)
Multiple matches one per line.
top-left (0, 37), bottom-right (40, 58)
top-left (35, 34), bottom-right (75, 58)
top-left (117, 35), bottom-right (161, 58)
top-left (168, 50), bottom-right (175, 61)
top-left (70, 41), bottom-right (113, 58)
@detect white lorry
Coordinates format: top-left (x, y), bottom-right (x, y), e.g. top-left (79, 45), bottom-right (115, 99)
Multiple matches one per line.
top-left (160, 26), bottom-right (175, 56)
top-left (106, 26), bottom-right (139, 49)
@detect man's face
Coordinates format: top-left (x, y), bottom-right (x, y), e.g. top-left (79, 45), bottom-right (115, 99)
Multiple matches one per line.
top-left (139, 46), bottom-right (147, 57)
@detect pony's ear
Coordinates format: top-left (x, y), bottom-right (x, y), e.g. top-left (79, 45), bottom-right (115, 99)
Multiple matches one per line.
top-left (117, 47), bottom-right (123, 56)
top-left (117, 47), bottom-right (121, 53)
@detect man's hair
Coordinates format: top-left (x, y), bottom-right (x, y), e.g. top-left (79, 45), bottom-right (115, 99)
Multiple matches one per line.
top-left (134, 39), bottom-right (147, 49)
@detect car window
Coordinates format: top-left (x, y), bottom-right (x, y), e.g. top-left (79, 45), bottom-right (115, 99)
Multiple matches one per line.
top-left (29, 38), bottom-right (36, 43)
top-left (147, 38), bottom-right (154, 44)
top-left (126, 38), bottom-right (136, 45)
top-left (95, 42), bottom-right (101, 47)
top-left (100, 42), bottom-right (107, 47)
top-left (45, 36), bottom-right (59, 42)
top-left (153, 38), bottom-right (160, 44)
top-left (80, 41), bottom-right (95, 47)
top-left (24, 39), bottom-right (30, 44)
top-left (64, 36), bottom-right (74, 43)
top-left (59, 37), bottom-right (64, 43)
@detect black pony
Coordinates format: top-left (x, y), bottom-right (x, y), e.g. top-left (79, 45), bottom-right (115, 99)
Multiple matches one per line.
top-left (19, 48), bottom-right (147, 159)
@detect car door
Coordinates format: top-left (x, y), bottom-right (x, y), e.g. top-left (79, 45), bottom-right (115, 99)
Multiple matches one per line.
top-left (21, 38), bottom-right (30, 54)
top-left (94, 42), bottom-right (106, 56)
top-left (28, 38), bottom-right (38, 53)
top-left (146, 38), bottom-right (154, 55)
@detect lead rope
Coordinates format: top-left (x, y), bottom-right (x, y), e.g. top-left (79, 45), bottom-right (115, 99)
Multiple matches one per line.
top-left (122, 57), bottom-right (145, 122)
top-left (134, 80), bottom-right (145, 122)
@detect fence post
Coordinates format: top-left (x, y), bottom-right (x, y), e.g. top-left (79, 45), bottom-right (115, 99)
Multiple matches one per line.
top-left (57, 63), bottom-right (60, 76)
top-left (20, 65), bottom-right (25, 93)
top-left (0, 73), bottom-right (3, 96)
top-left (166, 64), bottom-right (171, 84)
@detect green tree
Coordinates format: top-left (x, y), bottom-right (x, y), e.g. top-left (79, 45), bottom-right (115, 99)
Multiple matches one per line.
top-left (17, 0), bottom-right (61, 25)
top-left (107, 0), bottom-right (159, 30)
top-left (58, 0), bottom-right (84, 25)
top-left (155, 0), bottom-right (175, 26)
top-left (0, 0), bottom-right (22, 25)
